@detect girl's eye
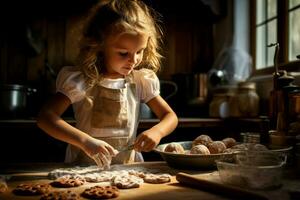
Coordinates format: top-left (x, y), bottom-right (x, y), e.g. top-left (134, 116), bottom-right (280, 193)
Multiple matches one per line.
top-left (119, 52), bottom-right (128, 57)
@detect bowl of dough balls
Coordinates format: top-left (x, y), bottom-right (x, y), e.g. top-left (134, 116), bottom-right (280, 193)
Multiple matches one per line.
top-left (154, 135), bottom-right (237, 169)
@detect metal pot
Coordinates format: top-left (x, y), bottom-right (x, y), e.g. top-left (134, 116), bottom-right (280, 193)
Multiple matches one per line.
top-left (0, 84), bottom-right (37, 119)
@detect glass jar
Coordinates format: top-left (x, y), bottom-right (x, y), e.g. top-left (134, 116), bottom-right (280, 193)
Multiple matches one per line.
top-left (229, 82), bottom-right (259, 117)
top-left (209, 86), bottom-right (236, 118)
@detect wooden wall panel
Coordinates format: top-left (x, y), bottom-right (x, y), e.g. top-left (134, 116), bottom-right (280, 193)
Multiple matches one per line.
top-left (160, 21), bottom-right (213, 80)
top-left (64, 15), bottom-right (84, 66)
top-left (0, 1), bottom-right (220, 96)
top-left (47, 19), bottom-right (66, 73)
top-left (27, 19), bottom-right (47, 83)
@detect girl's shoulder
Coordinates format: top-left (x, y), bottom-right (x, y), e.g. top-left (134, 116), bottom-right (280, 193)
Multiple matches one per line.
top-left (58, 66), bottom-right (82, 76)
top-left (131, 68), bottom-right (158, 82)
top-left (130, 69), bottom-right (160, 102)
top-left (57, 66), bottom-right (84, 83)
top-left (56, 66), bottom-right (87, 103)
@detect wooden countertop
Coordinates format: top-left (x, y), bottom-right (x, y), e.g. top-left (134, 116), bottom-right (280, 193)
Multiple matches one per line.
top-left (0, 162), bottom-right (223, 200)
top-left (0, 161), bottom-right (298, 200)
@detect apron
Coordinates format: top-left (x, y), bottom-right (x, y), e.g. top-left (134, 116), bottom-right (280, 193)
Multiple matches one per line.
top-left (65, 75), bottom-right (142, 165)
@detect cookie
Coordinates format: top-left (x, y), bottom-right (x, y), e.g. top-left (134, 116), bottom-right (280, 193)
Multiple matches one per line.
top-left (83, 172), bottom-right (113, 183)
top-left (48, 165), bottom-right (101, 179)
top-left (112, 174), bottom-right (144, 189)
top-left (81, 185), bottom-right (119, 199)
top-left (50, 175), bottom-right (86, 188)
top-left (143, 173), bottom-right (171, 184)
top-left (40, 190), bottom-right (79, 200)
top-left (13, 183), bottom-right (50, 196)
top-left (128, 170), bottom-right (147, 178)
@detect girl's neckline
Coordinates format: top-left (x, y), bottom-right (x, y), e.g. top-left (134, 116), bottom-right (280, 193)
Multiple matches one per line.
top-left (100, 78), bottom-right (126, 89)
top-left (103, 77), bottom-right (125, 81)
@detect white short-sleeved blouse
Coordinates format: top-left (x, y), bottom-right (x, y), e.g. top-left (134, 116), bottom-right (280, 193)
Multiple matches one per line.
top-left (55, 66), bottom-right (160, 137)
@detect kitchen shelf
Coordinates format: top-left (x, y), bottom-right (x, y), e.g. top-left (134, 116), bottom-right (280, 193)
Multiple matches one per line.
top-left (0, 117), bottom-right (268, 129)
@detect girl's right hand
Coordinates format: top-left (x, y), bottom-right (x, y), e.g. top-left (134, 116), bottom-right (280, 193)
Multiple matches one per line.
top-left (81, 137), bottom-right (119, 169)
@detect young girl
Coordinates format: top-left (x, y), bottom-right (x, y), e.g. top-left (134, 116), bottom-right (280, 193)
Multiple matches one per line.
top-left (37, 0), bottom-right (178, 168)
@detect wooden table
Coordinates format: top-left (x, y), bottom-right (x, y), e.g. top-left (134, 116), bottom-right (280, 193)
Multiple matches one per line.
top-left (0, 161), bottom-right (299, 200)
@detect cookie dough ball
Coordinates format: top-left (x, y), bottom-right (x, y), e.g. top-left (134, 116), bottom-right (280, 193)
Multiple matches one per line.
top-left (230, 143), bottom-right (248, 151)
top-left (222, 137), bottom-right (237, 148)
top-left (250, 143), bottom-right (268, 151)
top-left (185, 150), bottom-right (191, 155)
top-left (164, 143), bottom-right (185, 154)
top-left (192, 135), bottom-right (213, 147)
top-left (208, 141), bottom-right (226, 154)
top-left (190, 144), bottom-right (210, 155)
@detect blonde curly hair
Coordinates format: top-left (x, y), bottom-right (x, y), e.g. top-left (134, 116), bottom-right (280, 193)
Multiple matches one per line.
top-left (77, 0), bottom-right (163, 87)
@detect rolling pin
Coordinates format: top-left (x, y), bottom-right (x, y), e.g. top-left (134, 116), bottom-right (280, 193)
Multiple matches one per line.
top-left (176, 172), bottom-right (268, 200)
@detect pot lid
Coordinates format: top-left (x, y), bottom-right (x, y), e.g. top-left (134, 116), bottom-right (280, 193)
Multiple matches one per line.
top-left (0, 84), bottom-right (27, 90)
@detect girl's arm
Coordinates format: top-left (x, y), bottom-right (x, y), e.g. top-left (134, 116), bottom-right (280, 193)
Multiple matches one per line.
top-left (37, 92), bottom-right (91, 148)
top-left (36, 92), bottom-right (116, 158)
top-left (134, 95), bottom-right (178, 152)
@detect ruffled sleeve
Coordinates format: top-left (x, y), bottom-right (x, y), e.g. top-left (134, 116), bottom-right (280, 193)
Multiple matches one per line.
top-left (133, 68), bottom-right (160, 103)
top-left (56, 66), bottom-right (86, 103)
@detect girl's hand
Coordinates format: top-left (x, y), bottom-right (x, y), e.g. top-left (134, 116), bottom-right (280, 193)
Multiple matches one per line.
top-left (82, 137), bottom-right (118, 169)
top-left (134, 127), bottom-right (162, 152)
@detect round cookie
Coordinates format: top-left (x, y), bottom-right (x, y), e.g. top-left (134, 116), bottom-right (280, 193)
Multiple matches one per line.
top-left (192, 135), bottom-right (213, 147)
top-left (112, 175), bottom-right (144, 189)
top-left (208, 141), bottom-right (226, 154)
top-left (128, 170), bottom-right (147, 178)
top-left (190, 144), bottom-right (210, 155)
top-left (143, 173), bottom-right (171, 184)
top-left (83, 172), bottom-right (114, 183)
top-left (164, 143), bottom-right (185, 154)
top-left (81, 186), bottom-right (119, 199)
top-left (40, 190), bottom-right (79, 200)
top-left (50, 175), bottom-right (86, 188)
top-left (222, 137), bottom-right (237, 148)
top-left (13, 183), bottom-right (50, 196)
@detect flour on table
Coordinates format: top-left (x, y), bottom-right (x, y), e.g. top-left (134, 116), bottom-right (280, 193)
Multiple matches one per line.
top-left (48, 165), bottom-right (172, 187)
top-left (48, 165), bottom-right (102, 179)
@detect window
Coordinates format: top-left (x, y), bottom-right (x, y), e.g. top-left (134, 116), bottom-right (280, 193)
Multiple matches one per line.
top-left (251, 0), bottom-right (300, 74)
top-left (289, 0), bottom-right (300, 61)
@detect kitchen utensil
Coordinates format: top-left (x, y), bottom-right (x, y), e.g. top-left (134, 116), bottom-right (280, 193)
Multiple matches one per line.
top-left (154, 141), bottom-right (233, 169)
top-left (176, 172), bottom-right (268, 200)
top-left (117, 144), bottom-right (134, 152)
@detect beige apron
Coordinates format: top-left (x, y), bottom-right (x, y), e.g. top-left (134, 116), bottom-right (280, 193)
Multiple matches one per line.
top-left (66, 75), bottom-right (142, 165)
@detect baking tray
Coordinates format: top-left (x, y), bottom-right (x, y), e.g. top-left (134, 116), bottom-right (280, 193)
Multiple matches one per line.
top-left (154, 141), bottom-right (233, 170)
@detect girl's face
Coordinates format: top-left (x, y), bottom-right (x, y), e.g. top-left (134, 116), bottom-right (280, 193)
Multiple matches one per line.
top-left (103, 32), bottom-right (148, 78)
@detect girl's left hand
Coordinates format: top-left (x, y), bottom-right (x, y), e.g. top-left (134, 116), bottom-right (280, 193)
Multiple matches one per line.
top-left (134, 127), bottom-right (162, 152)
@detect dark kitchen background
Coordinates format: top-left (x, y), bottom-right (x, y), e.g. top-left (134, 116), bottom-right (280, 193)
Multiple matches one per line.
top-left (0, 0), bottom-right (299, 163)
top-left (0, 0), bottom-right (230, 118)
